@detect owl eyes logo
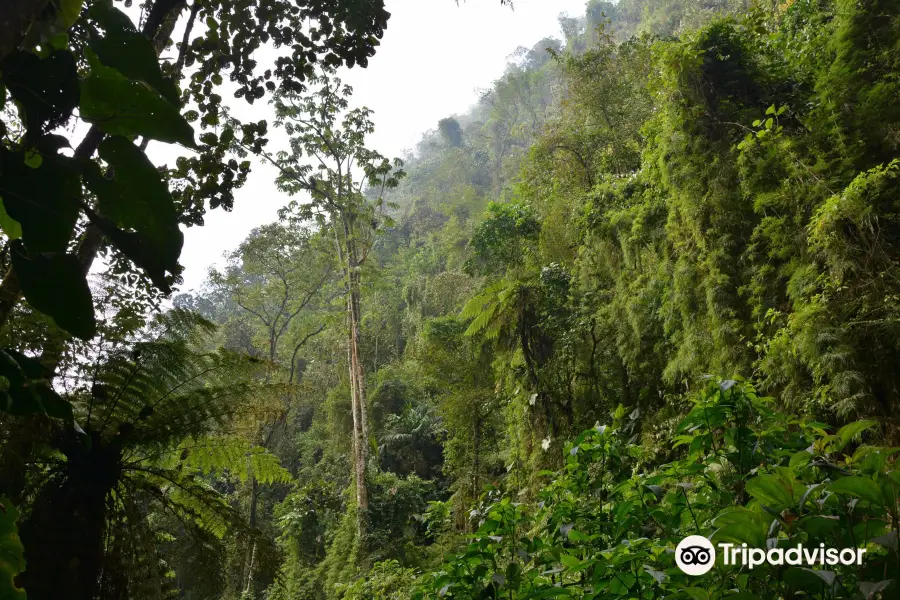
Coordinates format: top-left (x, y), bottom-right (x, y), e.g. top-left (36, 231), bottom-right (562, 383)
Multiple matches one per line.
top-left (680, 546), bottom-right (711, 565)
top-left (675, 535), bottom-right (716, 575)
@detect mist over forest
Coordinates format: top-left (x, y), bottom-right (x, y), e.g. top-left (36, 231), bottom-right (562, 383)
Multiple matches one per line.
top-left (3, 1), bottom-right (900, 599)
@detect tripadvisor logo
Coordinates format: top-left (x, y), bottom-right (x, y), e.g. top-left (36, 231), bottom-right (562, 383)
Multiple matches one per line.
top-left (675, 536), bottom-right (867, 576)
top-left (676, 536), bottom-right (716, 575)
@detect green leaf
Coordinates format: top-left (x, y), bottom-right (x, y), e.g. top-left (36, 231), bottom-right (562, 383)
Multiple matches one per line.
top-left (0, 349), bottom-right (47, 381)
top-left (833, 420), bottom-right (878, 452)
top-left (82, 136), bottom-right (183, 290)
top-left (523, 588), bottom-right (573, 598)
top-left (48, 32), bottom-right (70, 50)
top-left (23, 150), bottom-right (42, 168)
top-left (90, 14), bottom-right (180, 105)
top-left (79, 56), bottom-right (195, 147)
top-left (745, 472), bottom-right (798, 510)
top-left (59, 0), bottom-right (85, 28)
top-left (827, 476), bottom-right (885, 506)
top-left (0, 497), bottom-right (26, 600)
top-left (797, 515), bottom-right (840, 540)
top-left (0, 199), bottom-right (22, 241)
top-left (766, 105), bottom-right (776, 115)
top-left (764, 118), bottom-right (774, 129)
top-left (168, 437), bottom-right (292, 484)
top-left (0, 382), bottom-right (73, 421)
top-left (0, 148), bottom-right (81, 253)
top-left (10, 242), bottom-right (96, 340)
top-left (684, 588), bottom-right (710, 600)
top-left (559, 554), bottom-right (580, 568)
top-left (84, 211), bottom-right (180, 294)
top-left (560, 554), bottom-right (592, 572)
top-left (871, 531), bottom-right (898, 550)
top-left (713, 522), bottom-right (765, 548)
top-left (789, 450), bottom-right (812, 470)
top-left (88, 0), bottom-right (136, 30)
top-left (783, 568), bottom-right (835, 593)
top-left (712, 508), bottom-right (767, 547)
top-left (643, 565), bottom-right (666, 584)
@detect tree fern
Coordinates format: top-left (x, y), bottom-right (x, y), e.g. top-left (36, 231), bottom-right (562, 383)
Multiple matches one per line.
top-left (16, 309), bottom-right (287, 600)
top-left (459, 279), bottom-right (518, 339)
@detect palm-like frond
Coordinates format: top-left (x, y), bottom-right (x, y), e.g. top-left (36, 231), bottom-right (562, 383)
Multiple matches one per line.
top-left (378, 403), bottom-right (444, 477)
top-left (154, 434), bottom-right (293, 486)
top-left (460, 279), bottom-right (518, 339)
top-left (18, 309), bottom-right (289, 600)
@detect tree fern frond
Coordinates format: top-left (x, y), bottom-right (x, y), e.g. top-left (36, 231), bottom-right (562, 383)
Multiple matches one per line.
top-left (459, 279), bottom-right (509, 320)
top-left (153, 435), bottom-right (293, 485)
top-left (464, 301), bottom-right (501, 337)
top-left (460, 278), bottom-right (525, 339)
top-left (130, 466), bottom-right (236, 539)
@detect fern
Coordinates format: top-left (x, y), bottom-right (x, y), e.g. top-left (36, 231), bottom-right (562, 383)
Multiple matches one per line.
top-left (159, 435), bottom-right (293, 485)
top-left (459, 279), bottom-right (518, 339)
top-left (16, 309), bottom-right (287, 599)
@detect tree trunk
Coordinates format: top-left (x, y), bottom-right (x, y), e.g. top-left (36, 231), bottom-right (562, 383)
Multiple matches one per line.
top-left (349, 269), bottom-right (370, 463)
top-left (347, 275), bottom-right (368, 529)
top-left (242, 476), bottom-right (259, 595)
top-left (19, 434), bottom-right (120, 600)
top-left (343, 227), bottom-right (369, 540)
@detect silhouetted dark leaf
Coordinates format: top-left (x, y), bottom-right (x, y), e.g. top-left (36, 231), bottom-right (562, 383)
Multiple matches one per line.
top-left (10, 242), bottom-right (96, 339)
top-left (0, 148), bottom-right (80, 253)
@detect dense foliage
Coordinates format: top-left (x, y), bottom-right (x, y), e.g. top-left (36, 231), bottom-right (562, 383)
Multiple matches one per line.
top-left (413, 379), bottom-right (899, 599)
top-left (3, 0), bottom-right (900, 599)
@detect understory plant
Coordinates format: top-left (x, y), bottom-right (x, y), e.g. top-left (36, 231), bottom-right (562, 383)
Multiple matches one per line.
top-left (414, 378), bottom-right (898, 599)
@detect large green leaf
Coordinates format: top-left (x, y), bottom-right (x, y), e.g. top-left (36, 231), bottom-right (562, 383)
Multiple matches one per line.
top-left (745, 470), bottom-right (801, 510)
top-left (0, 148), bottom-right (81, 253)
top-left (11, 242), bottom-right (96, 340)
top-left (0, 199), bottom-right (21, 240)
top-left (796, 514), bottom-right (840, 541)
top-left (833, 420), bottom-right (879, 452)
top-left (859, 580), bottom-right (894, 600)
top-left (783, 567), bottom-right (836, 593)
top-left (0, 497), bottom-right (26, 600)
top-left (87, 0), bottom-right (136, 31)
top-left (827, 476), bottom-right (885, 506)
top-left (82, 136), bottom-right (183, 289)
top-left (79, 55), bottom-right (195, 147)
top-left (90, 7), bottom-right (180, 105)
top-left (712, 508), bottom-right (768, 548)
top-left (59, 0), bottom-right (85, 28)
top-left (84, 210), bottom-right (180, 294)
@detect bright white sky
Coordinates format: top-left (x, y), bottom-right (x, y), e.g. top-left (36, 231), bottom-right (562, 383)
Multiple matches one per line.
top-left (163, 0), bottom-right (587, 292)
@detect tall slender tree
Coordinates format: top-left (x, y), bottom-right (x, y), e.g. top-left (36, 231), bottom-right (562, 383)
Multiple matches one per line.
top-left (259, 69), bottom-right (405, 539)
top-left (207, 222), bottom-right (332, 592)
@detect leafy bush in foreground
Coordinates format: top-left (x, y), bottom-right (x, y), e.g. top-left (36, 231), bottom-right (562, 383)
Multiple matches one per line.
top-left (413, 379), bottom-right (898, 599)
